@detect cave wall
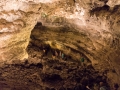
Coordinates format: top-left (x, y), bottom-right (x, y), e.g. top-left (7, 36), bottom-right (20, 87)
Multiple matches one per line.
top-left (35, 1), bottom-right (120, 62)
top-left (32, 0), bottom-right (120, 85)
top-left (0, 0), bottom-right (120, 86)
top-left (0, 0), bottom-right (43, 63)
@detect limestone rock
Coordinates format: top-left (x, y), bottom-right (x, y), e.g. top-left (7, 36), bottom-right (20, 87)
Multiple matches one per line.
top-left (0, 0), bottom-right (42, 62)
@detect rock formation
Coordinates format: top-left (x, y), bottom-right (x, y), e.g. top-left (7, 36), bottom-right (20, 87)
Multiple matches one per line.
top-left (0, 0), bottom-right (120, 89)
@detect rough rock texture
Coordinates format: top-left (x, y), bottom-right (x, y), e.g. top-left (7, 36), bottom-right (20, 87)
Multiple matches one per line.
top-left (0, 0), bottom-right (42, 62)
top-left (0, 44), bottom-right (109, 90)
top-left (31, 0), bottom-right (120, 86)
top-left (0, 0), bottom-right (120, 89)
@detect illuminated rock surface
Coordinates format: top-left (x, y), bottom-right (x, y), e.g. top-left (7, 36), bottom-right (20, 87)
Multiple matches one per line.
top-left (0, 0), bottom-right (120, 89)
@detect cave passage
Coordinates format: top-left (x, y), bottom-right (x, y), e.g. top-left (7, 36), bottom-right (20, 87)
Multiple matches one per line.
top-left (0, 24), bottom-right (110, 90)
top-left (2, 43), bottom-right (109, 90)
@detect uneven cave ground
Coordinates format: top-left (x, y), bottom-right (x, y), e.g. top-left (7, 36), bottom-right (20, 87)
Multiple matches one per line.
top-left (0, 42), bottom-right (110, 90)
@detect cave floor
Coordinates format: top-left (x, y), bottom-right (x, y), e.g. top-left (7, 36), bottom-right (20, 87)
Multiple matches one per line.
top-left (0, 44), bottom-right (110, 90)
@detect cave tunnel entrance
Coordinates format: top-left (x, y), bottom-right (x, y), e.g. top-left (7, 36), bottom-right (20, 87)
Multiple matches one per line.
top-left (25, 22), bottom-right (110, 89)
top-left (29, 21), bottom-right (92, 65)
top-left (0, 22), bottom-right (110, 90)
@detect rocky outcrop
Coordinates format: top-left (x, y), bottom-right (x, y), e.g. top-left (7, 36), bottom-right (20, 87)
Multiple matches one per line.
top-left (0, 0), bottom-right (42, 62)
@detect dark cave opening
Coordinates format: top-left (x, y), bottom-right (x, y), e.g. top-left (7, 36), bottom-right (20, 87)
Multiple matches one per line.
top-left (90, 5), bottom-right (110, 16)
top-left (25, 22), bottom-right (110, 89)
top-left (0, 21), bottom-right (111, 89)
